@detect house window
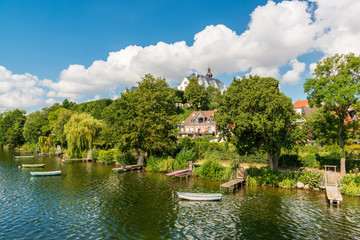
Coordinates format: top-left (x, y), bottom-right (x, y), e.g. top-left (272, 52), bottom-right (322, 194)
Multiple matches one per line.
top-left (186, 127), bottom-right (189, 132)
top-left (207, 126), bottom-right (210, 132)
top-left (190, 119), bottom-right (195, 123)
top-left (190, 127), bottom-right (193, 132)
top-left (198, 117), bottom-right (204, 123)
top-left (212, 127), bottom-right (215, 132)
top-left (208, 119), bottom-right (213, 123)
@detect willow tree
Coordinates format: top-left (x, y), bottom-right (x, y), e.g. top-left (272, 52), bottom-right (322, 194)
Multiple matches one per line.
top-left (102, 74), bottom-right (178, 164)
top-left (304, 53), bottom-right (360, 176)
top-left (216, 75), bottom-right (299, 170)
top-left (64, 112), bottom-right (103, 158)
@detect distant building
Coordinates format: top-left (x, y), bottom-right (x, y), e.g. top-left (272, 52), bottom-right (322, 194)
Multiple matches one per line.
top-left (293, 99), bottom-right (309, 115)
top-left (177, 67), bottom-right (227, 93)
top-left (124, 86), bottom-right (138, 92)
top-left (179, 110), bottom-right (217, 137)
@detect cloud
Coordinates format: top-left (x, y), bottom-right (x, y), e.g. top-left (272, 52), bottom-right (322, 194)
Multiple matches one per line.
top-left (4, 0), bottom-right (360, 110)
top-left (282, 59), bottom-right (306, 85)
top-left (0, 66), bottom-right (47, 111)
top-left (47, 0), bottom-right (316, 98)
top-left (313, 0), bottom-right (360, 56)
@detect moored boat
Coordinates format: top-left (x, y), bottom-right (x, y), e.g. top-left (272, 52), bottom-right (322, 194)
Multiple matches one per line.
top-left (30, 170), bottom-right (61, 176)
top-left (22, 164), bottom-right (45, 168)
top-left (177, 192), bottom-right (222, 201)
top-left (166, 169), bottom-right (189, 177)
top-left (14, 155), bottom-right (35, 159)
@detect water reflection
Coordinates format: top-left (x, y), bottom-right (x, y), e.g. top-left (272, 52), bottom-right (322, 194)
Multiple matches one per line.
top-left (1, 150), bottom-right (360, 239)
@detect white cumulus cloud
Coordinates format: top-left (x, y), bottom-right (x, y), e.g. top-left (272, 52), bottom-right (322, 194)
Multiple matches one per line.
top-left (282, 59), bottom-right (306, 85)
top-left (0, 66), bottom-right (48, 111)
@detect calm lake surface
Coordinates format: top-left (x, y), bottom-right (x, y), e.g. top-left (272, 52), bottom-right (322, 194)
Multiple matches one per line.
top-left (1, 150), bottom-right (360, 239)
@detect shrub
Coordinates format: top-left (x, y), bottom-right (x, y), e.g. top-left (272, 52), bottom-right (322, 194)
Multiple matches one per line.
top-left (145, 156), bottom-right (163, 172)
top-left (98, 150), bottom-right (115, 164)
top-left (91, 148), bottom-right (99, 160)
top-left (340, 170), bottom-right (360, 196)
top-left (246, 176), bottom-right (259, 186)
top-left (158, 157), bottom-right (176, 172)
top-left (298, 170), bottom-right (322, 188)
top-left (195, 157), bottom-right (225, 180)
top-left (300, 153), bottom-right (320, 168)
top-left (238, 152), bottom-right (268, 165)
top-left (114, 151), bottom-right (137, 166)
top-left (278, 179), bottom-right (296, 188)
top-left (21, 143), bottom-right (37, 151)
top-left (49, 147), bottom-right (57, 154)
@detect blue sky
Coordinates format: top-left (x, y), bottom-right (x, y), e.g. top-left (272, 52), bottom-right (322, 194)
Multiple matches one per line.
top-left (0, 0), bottom-right (359, 112)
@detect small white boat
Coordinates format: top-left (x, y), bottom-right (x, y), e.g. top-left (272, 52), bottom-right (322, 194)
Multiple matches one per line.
top-left (177, 192), bottom-right (222, 201)
top-left (30, 170), bottom-right (61, 177)
top-left (22, 164), bottom-right (45, 168)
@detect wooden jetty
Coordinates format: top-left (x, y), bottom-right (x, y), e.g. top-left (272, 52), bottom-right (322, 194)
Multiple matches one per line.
top-left (324, 165), bottom-right (342, 205)
top-left (112, 164), bottom-right (145, 172)
top-left (221, 167), bottom-right (245, 192)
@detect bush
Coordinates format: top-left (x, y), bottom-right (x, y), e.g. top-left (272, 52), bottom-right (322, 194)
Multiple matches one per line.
top-left (91, 148), bottom-right (99, 160)
top-left (340, 170), bottom-right (360, 196)
top-left (195, 157), bottom-right (225, 180)
top-left (300, 153), bottom-right (320, 168)
top-left (21, 143), bottom-right (37, 151)
top-left (145, 156), bottom-right (163, 172)
top-left (114, 151), bottom-right (137, 166)
top-left (298, 170), bottom-right (322, 188)
top-left (238, 152), bottom-right (268, 165)
top-left (246, 176), bottom-right (259, 186)
top-left (98, 150), bottom-right (115, 164)
top-left (49, 147), bottom-right (57, 154)
top-left (278, 179), bottom-right (296, 188)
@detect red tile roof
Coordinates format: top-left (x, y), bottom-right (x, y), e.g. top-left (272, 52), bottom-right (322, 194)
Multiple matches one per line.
top-left (293, 100), bottom-right (309, 109)
top-left (184, 110), bottom-right (216, 125)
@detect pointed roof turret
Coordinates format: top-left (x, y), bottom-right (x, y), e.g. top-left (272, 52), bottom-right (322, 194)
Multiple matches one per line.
top-left (205, 66), bottom-right (213, 78)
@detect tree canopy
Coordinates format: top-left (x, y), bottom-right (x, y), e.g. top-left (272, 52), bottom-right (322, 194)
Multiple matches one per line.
top-left (0, 109), bottom-right (26, 149)
top-left (102, 74), bottom-right (179, 164)
top-left (64, 112), bottom-right (103, 158)
top-left (217, 75), bottom-right (298, 170)
top-left (304, 53), bottom-right (360, 175)
top-left (184, 77), bottom-right (209, 110)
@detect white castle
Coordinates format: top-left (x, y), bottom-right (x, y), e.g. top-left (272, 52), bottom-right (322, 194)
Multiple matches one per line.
top-left (176, 67), bottom-right (227, 94)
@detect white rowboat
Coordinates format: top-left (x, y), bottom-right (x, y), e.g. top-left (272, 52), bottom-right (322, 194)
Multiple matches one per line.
top-left (177, 192), bottom-right (222, 201)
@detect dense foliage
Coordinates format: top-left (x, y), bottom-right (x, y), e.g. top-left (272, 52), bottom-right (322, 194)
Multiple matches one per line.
top-left (304, 53), bottom-right (360, 175)
top-left (217, 76), bottom-right (300, 170)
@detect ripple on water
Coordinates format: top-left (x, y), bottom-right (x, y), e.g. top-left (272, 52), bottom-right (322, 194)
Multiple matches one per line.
top-left (2, 152), bottom-right (360, 239)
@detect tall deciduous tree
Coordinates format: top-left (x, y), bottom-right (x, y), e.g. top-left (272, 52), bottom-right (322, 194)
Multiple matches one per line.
top-left (64, 112), bottom-right (103, 158)
top-left (23, 111), bottom-right (47, 144)
top-left (0, 109), bottom-right (26, 149)
top-left (102, 74), bottom-right (178, 164)
top-left (217, 76), bottom-right (298, 170)
top-left (304, 53), bottom-right (360, 176)
top-left (184, 77), bottom-right (210, 110)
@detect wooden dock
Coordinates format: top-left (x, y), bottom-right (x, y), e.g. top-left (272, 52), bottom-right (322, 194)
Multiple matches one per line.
top-left (112, 164), bottom-right (145, 172)
top-left (221, 167), bottom-right (245, 192)
top-left (324, 165), bottom-right (342, 205)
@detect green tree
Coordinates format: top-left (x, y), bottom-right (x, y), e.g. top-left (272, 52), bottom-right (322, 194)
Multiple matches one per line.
top-left (102, 74), bottom-right (178, 164)
top-left (184, 77), bottom-right (210, 110)
top-left (217, 76), bottom-right (298, 170)
top-left (0, 109), bottom-right (26, 149)
top-left (64, 112), bottom-right (103, 158)
top-left (303, 106), bottom-right (339, 146)
top-left (23, 111), bottom-right (47, 144)
top-left (52, 109), bottom-right (73, 147)
top-left (304, 53), bottom-right (360, 175)
top-left (206, 86), bottom-right (222, 109)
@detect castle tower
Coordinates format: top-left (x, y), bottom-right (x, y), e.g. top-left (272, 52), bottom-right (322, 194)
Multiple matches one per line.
top-left (206, 66), bottom-right (213, 78)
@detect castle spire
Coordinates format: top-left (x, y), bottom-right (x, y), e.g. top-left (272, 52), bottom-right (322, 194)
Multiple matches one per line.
top-left (206, 66), bottom-right (213, 78)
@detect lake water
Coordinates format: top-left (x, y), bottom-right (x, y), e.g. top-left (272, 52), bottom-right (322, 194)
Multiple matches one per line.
top-left (1, 150), bottom-right (360, 239)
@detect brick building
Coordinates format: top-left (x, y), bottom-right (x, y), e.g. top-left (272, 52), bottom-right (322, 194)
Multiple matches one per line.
top-left (179, 110), bottom-right (217, 137)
